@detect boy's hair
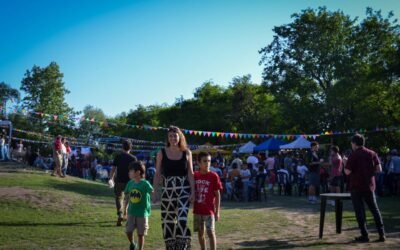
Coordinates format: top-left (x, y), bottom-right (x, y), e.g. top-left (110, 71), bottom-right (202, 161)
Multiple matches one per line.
top-left (351, 134), bottom-right (365, 146)
top-left (198, 152), bottom-right (211, 162)
top-left (311, 141), bottom-right (319, 147)
top-left (122, 139), bottom-right (132, 151)
top-left (128, 161), bottom-right (145, 178)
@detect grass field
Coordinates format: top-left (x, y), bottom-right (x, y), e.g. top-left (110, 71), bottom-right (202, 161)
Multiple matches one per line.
top-left (0, 162), bottom-right (399, 249)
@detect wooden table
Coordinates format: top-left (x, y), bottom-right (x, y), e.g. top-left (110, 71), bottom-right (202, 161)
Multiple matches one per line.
top-left (319, 193), bottom-right (352, 239)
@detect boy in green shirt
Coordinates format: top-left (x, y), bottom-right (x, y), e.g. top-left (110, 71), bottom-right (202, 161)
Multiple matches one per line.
top-left (123, 161), bottom-right (154, 250)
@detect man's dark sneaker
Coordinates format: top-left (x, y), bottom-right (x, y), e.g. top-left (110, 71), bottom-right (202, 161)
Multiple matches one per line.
top-left (375, 235), bottom-right (386, 242)
top-left (129, 242), bottom-right (136, 250)
top-left (116, 217), bottom-right (123, 226)
top-left (354, 236), bottom-right (369, 243)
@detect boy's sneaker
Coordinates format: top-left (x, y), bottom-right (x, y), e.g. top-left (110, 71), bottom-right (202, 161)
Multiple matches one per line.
top-left (130, 242), bottom-right (136, 250)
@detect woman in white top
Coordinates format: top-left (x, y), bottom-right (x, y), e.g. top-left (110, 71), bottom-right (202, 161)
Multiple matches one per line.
top-left (240, 163), bottom-right (252, 201)
top-left (17, 140), bottom-right (24, 153)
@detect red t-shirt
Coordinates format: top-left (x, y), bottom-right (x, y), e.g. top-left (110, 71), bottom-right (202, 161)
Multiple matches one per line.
top-left (194, 171), bottom-right (223, 215)
top-left (54, 139), bottom-right (62, 152)
top-left (345, 147), bottom-right (380, 192)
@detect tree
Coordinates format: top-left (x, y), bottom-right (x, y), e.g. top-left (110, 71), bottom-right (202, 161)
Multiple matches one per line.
top-left (225, 75), bottom-right (281, 134)
top-left (259, 7), bottom-right (400, 135)
top-left (20, 62), bottom-right (75, 135)
top-left (0, 82), bottom-right (20, 119)
top-left (79, 105), bottom-right (107, 141)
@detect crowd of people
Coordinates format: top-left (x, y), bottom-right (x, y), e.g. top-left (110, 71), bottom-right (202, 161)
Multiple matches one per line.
top-left (108, 128), bottom-right (390, 248)
top-left (195, 143), bottom-right (400, 205)
top-left (2, 126), bottom-right (397, 247)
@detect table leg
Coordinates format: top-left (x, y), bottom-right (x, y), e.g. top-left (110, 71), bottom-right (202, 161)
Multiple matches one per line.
top-left (335, 199), bottom-right (343, 233)
top-left (319, 197), bottom-right (327, 239)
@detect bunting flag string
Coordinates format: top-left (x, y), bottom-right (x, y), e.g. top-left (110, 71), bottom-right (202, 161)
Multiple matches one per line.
top-left (6, 110), bottom-right (166, 145)
top-left (12, 128), bottom-right (166, 149)
top-left (10, 137), bottom-right (167, 153)
top-left (3, 106), bottom-right (400, 141)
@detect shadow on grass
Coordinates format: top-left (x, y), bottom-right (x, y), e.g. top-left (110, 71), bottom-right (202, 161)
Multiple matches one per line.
top-left (221, 195), bottom-right (323, 214)
top-left (0, 220), bottom-right (114, 227)
top-left (235, 237), bottom-right (352, 249)
top-left (49, 181), bottom-right (113, 200)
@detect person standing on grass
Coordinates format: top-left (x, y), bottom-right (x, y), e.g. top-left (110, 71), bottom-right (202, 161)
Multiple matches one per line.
top-left (0, 134), bottom-right (4, 160)
top-left (240, 163), bottom-right (251, 201)
top-left (344, 134), bottom-right (386, 243)
top-left (152, 126), bottom-right (195, 250)
top-left (61, 138), bottom-right (70, 177)
top-left (123, 161), bottom-right (153, 250)
top-left (193, 152), bottom-right (222, 250)
top-left (52, 135), bottom-right (64, 177)
top-left (307, 141), bottom-right (323, 204)
top-left (110, 139), bottom-right (138, 226)
top-left (328, 146), bottom-right (343, 205)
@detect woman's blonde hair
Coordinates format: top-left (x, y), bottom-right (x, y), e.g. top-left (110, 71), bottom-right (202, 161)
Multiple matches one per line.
top-left (166, 126), bottom-right (188, 151)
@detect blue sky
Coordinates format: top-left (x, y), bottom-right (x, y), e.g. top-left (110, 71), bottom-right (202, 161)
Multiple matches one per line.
top-left (1, 0), bottom-right (399, 116)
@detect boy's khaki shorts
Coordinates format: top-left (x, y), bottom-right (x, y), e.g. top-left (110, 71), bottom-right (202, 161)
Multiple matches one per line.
top-left (193, 214), bottom-right (215, 232)
top-left (125, 215), bottom-right (149, 235)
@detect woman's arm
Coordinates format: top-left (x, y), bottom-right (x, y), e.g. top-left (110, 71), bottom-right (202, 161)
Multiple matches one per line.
top-left (152, 150), bottom-right (163, 202)
top-left (153, 151), bottom-right (163, 186)
top-left (187, 150), bottom-right (195, 202)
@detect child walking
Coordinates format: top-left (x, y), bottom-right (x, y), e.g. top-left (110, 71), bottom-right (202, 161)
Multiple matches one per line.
top-left (124, 161), bottom-right (153, 250)
top-left (194, 152), bottom-right (223, 250)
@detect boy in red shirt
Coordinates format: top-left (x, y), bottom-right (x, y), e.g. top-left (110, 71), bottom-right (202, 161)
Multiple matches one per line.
top-left (194, 152), bottom-right (223, 250)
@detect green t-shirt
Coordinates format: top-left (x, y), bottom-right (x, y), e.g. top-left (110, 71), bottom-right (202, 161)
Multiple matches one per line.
top-left (124, 179), bottom-right (153, 217)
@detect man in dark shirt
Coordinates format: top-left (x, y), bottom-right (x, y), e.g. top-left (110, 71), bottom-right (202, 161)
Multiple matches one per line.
top-left (110, 139), bottom-right (137, 226)
top-left (345, 134), bottom-right (385, 242)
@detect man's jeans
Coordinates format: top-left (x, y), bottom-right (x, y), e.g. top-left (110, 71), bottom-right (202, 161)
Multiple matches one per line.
top-left (351, 191), bottom-right (385, 237)
top-left (375, 173), bottom-right (385, 196)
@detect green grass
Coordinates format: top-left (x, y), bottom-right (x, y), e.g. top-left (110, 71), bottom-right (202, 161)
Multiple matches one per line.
top-left (0, 163), bottom-right (399, 249)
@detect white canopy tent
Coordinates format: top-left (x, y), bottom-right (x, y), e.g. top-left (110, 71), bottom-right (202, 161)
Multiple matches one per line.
top-left (280, 137), bottom-right (311, 149)
top-left (238, 141), bottom-right (257, 154)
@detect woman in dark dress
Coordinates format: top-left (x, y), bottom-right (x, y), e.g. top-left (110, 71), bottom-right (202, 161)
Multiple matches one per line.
top-left (152, 126), bottom-right (195, 250)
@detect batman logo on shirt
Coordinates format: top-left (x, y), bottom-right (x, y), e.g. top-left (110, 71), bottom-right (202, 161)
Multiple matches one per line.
top-left (130, 189), bottom-right (142, 203)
